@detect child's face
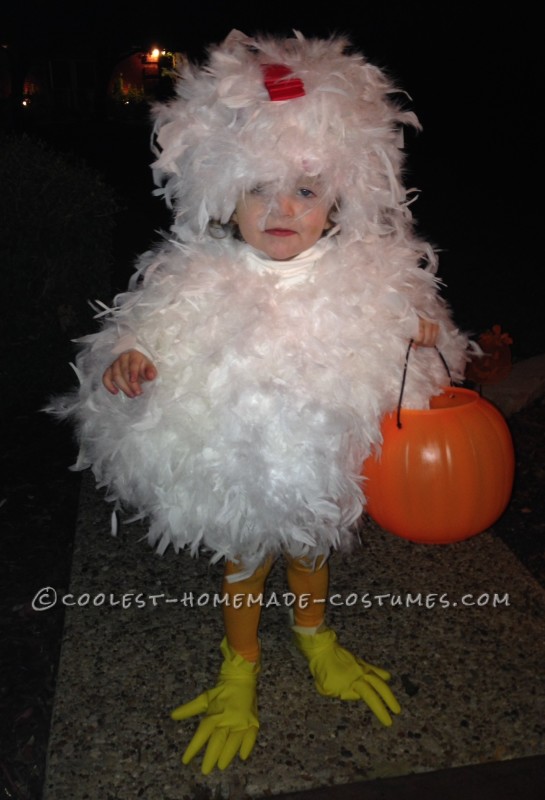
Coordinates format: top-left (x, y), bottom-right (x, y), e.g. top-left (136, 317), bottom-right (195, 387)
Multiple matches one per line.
top-left (233, 178), bottom-right (332, 260)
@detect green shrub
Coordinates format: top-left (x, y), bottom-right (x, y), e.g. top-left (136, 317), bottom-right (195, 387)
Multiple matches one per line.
top-left (0, 132), bottom-right (119, 413)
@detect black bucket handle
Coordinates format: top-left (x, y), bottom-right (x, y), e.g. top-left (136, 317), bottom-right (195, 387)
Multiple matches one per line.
top-left (396, 341), bottom-right (453, 429)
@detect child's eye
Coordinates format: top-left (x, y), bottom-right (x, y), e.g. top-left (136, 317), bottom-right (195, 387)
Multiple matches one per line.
top-left (250, 184), bottom-right (266, 195)
top-left (297, 187), bottom-right (316, 198)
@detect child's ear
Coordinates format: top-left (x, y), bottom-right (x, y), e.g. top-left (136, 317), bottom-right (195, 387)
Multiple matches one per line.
top-left (323, 211), bottom-right (336, 231)
top-left (324, 200), bottom-right (340, 231)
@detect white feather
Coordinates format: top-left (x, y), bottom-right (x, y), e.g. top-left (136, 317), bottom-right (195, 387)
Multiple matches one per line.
top-left (50, 233), bottom-right (469, 577)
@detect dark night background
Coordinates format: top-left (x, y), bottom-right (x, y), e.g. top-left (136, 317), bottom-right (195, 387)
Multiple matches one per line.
top-left (1, 2), bottom-right (543, 798)
top-left (4, 0), bottom-right (541, 355)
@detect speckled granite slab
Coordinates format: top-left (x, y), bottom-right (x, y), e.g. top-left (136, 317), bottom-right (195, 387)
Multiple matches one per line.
top-left (44, 472), bottom-right (545, 800)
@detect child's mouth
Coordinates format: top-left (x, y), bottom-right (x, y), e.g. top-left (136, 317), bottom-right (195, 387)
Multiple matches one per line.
top-left (266, 229), bottom-right (296, 236)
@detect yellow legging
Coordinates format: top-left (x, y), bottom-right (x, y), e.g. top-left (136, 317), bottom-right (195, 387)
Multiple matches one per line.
top-left (222, 554), bottom-right (329, 662)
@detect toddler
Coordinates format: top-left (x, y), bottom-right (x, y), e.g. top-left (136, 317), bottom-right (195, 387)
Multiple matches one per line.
top-left (53, 30), bottom-right (469, 774)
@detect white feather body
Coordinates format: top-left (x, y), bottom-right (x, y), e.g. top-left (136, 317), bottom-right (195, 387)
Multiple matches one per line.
top-left (53, 235), bottom-right (468, 576)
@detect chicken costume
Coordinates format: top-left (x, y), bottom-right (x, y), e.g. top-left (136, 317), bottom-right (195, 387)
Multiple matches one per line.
top-left (51, 30), bottom-right (470, 772)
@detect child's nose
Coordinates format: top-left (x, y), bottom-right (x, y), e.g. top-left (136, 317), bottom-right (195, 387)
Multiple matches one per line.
top-left (274, 194), bottom-right (295, 217)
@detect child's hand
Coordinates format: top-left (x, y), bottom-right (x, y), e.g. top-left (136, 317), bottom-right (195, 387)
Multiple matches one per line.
top-left (413, 317), bottom-right (440, 348)
top-left (102, 349), bottom-right (157, 397)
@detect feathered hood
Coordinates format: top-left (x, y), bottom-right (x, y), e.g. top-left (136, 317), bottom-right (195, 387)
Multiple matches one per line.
top-left (151, 29), bottom-right (421, 245)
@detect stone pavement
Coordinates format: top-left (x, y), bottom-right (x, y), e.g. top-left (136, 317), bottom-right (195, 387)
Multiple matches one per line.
top-left (43, 355), bottom-right (545, 800)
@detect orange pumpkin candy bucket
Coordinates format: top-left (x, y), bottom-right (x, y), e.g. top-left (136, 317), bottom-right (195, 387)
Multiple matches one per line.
top-left (361, 345), bottom-right (515, 544)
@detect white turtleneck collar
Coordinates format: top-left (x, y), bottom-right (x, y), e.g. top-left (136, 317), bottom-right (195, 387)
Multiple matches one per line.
top-left (242, 235), bottom-right (335, 286)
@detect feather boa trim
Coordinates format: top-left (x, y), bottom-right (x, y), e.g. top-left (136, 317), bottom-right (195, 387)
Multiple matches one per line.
top-left (50, 236), bottom-right (469, 577)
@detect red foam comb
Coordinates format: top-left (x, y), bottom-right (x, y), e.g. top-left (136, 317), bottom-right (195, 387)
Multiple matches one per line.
top-left (262, 63), bottom-right (305, 101)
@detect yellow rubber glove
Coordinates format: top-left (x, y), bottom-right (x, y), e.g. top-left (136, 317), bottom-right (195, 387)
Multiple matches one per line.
top-left (171, 637), bottom-right (260, 774)
top-left (293, 627), bottom-right (401, 726)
